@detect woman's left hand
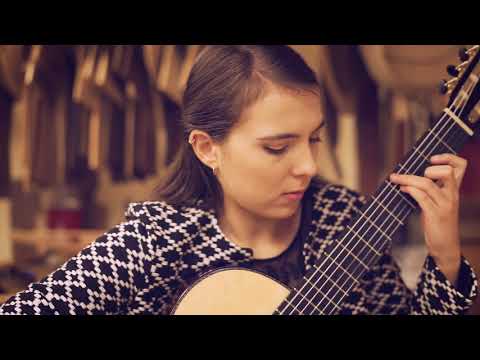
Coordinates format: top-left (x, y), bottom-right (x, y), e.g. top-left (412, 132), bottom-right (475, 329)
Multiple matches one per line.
top-left (389, 153), bottom-right (468, 286)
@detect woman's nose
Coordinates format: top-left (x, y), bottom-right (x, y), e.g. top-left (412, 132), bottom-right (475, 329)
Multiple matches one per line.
top-left (293, 147), bottom-right (318, 177)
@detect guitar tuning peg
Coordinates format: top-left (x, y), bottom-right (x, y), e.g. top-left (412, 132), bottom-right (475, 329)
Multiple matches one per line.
top-left (439, 78), bottom-right (458, 95)
top-left (459, 48), bottom-right (470, 62)
top-left (446, 64), bottom-right (460, 77)
top-left (440, 80), bottom-right (449, 94)
top-left (467, 45), bottom-right (479, 54)
top-left (459, 45), bottom-right (480, 62)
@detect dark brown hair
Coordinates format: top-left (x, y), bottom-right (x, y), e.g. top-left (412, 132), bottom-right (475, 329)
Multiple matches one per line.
top-left (155, 45), bottom-right (322, 210)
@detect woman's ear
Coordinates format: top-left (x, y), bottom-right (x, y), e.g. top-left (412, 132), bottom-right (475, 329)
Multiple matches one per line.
top-left (188, 130), bottom-right (219, 171)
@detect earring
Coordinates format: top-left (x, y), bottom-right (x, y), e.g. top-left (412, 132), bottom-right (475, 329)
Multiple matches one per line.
top-left (212, 167), bottom-right (218, 176)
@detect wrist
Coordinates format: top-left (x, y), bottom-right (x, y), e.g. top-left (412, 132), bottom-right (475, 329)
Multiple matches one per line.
top-left (430, 247), bottom-right (461, 267)
top-left (430, 251), bottom-right (461, 286)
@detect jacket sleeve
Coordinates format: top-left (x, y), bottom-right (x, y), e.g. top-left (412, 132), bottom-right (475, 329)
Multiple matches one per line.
top-left (359, 249), bottom-right (478, 315)
top-left (0, 219), bottom-right (153, 315)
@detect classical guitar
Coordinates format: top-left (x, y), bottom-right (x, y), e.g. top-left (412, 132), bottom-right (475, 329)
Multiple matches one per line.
top-left (173, 45), bottom-right (480, 315)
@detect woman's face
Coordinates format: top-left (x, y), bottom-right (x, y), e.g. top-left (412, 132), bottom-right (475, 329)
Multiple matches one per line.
top-left (217, 86), bottom-right (324, 220)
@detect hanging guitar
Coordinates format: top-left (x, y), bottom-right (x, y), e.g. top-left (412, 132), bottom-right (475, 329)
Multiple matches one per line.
top-left (172, 45), bottom-right (480, 315)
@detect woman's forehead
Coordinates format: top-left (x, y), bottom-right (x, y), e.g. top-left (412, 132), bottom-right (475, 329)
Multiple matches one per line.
top-left (236, 87), bottom-right (324, 134)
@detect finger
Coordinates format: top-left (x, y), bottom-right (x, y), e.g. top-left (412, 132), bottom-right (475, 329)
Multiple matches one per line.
top-left (400, 186), bottom-right (437, 215)
top-left (390, 173), bottom-right (445, 207)
top-left (430, 154), bottom-right (468, 184)
top-left (424, 165), bottom-right (457, 193)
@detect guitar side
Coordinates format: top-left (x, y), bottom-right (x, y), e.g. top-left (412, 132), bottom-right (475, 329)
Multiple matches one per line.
top-left (172, 268), bottom-right (291, 315)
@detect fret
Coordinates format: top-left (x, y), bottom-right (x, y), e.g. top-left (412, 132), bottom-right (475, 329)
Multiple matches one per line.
top-left (315, 243), bottom-right (369, 272)
top-left (318, 252), bottom-right (366, 278)
top-left (291, 287), bottom-right (325, 313)
top-left (355, 206), bottom-right (394, 247)
top-left (355, 212), bottom-right (393, 244)
top-left (371, 196), bottom-right (404, 226)
top-left (427, 129), bottom-right (457, 155)
top-left (279, 298), bottom-right (304, 315)
top-left (293, 284), bottom-right (341, 312)
top-left (303, 272), bottom-right (349, 297)
top-left (344, 226), bottom-right (382, 257)
top-left (413, 146), bottom-right (431, 163)
top-left (396, 160), bottom-right (425, 178)
top-left (384, 181), bottom-right (417, 209)
top-left (279, 292), bottom-right (326, 315)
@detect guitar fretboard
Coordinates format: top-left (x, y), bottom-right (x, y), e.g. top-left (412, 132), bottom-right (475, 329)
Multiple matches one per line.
top-left (275, 108), bottom-right (473, 315)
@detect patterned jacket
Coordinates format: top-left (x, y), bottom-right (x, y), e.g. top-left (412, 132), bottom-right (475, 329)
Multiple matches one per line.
top-left (0, 183), bottom-right (478, 315)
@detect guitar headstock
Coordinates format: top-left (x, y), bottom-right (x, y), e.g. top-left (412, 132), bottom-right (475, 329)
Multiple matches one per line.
top-left (440, 45), bottom-right (480, 130)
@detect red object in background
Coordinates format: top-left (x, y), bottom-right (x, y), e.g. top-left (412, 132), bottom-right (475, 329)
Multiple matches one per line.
top-left (47, 209), bottom-right (82, 229)
top-left (47, 186), bottom-right (83, 229)
top-left (460, 138), bottom-right (480, 196)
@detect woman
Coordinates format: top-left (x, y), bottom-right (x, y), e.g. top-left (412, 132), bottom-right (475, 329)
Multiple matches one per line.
top-left (0, 45), bottom-right (477, 315)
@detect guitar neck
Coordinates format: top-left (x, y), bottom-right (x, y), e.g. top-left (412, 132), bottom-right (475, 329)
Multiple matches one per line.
top-left (275, 107), bottom-right (475, 315)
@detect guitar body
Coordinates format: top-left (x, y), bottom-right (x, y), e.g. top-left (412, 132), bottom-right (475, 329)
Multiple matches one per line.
top-left (172, 268), bottom-right (290, 315)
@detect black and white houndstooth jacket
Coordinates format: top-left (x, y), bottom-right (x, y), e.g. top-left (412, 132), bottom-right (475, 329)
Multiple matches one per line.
top-left (0, 183), bottom-right (478, 315)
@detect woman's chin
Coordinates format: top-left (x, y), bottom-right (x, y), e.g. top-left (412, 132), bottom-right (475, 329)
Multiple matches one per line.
top-left (266, 203), bottom-right (301, 220)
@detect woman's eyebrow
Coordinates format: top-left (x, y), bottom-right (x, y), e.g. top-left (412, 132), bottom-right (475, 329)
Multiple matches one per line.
top-left (256, 121), bottom-right (325, 141)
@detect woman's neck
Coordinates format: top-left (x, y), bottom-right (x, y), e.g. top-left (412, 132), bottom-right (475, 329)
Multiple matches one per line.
top-left (217, 200), bottom-right (302, 259)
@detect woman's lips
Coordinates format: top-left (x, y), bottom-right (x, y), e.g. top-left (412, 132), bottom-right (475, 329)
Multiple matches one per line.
top-left (283, 191), bottom-right (304, 201)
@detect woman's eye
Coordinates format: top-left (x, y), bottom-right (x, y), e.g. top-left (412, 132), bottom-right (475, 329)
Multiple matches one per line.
top-left (264, 146), bottom-right (288, 155)
top-left (264, 138), bottom-right (322, 155)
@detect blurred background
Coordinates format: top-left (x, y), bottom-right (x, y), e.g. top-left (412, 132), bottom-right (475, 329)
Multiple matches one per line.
top-left (0, 45), bottom-right (479, 313)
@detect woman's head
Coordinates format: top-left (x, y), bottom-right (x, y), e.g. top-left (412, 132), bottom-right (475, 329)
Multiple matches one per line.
top-left (156, 45), bottom-right (325, 219)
